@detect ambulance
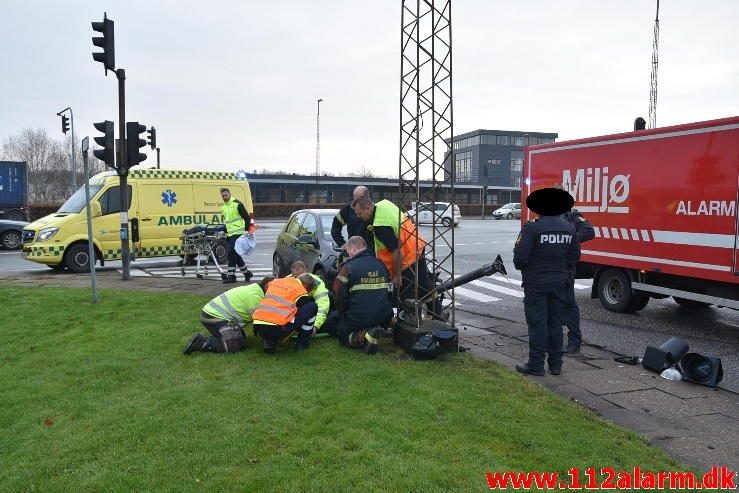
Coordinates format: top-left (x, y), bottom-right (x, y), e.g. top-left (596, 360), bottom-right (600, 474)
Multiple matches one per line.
top-left (523, 116), bottom-right (738, 312)
top-left (22, 169), bottom-right (254, 272)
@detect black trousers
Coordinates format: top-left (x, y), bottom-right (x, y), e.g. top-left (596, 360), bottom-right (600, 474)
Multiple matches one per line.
top-left (399, 256), bottom-right (442, 318)
top-left (199, 311), bottom-right (246, 353)
top-left (226, 235), bottom-right (247, 271)
top-left (254, 302), bottom-right (318, 349)
top-left (323, 308), bottom-right (393, 346)
top-left (522, 282), bottom-right (567, 372)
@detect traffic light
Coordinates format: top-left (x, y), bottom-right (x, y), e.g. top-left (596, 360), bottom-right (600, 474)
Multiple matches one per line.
top-left (91, 13), bottom-right (115, 74)
top-left (126, 122), bottom-right (148, 168)
top-left (147, 126), bottom-right (157, 150)
top-left (61, 115), bottom-right (70, 134)
top-left (680, 353), bottom-right (724, 387)
top-left (93, 120), bottom-right (115, 168)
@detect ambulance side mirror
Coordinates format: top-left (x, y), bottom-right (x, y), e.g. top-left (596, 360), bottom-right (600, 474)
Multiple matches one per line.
top-left (91, 202), bottom-right (102, 217)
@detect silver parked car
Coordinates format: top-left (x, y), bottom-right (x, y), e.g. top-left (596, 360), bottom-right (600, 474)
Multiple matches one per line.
top-left (272, 209), bottom-right (341, 282)
top-left (492, 202), bottom-right (521, 220)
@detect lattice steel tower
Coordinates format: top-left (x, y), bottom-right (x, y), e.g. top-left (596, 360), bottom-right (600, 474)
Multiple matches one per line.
top-left (399, 0), bottom-right (455, 325)
top-left (648, 0), bottom-right (660, 129)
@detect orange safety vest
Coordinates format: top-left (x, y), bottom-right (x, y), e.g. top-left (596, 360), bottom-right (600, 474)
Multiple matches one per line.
top-left (252, 277), bottom-right (307, 326)
top-left (370, 199), bottom-right (426, 277)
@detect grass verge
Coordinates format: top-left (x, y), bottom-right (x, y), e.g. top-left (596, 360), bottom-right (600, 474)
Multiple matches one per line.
top-left (0, 286), bottom-right (684, 492)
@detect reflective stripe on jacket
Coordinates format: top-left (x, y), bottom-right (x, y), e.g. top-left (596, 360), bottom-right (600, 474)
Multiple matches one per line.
top-left (253, 277), bottom-right (307, 326)
top-left (370, 199), bottom-right (425, 276)
top-left (202, 284), bottom-right (265, 326)
top-left (286, 273), bottom-right (330, 329)
top-left (222, 199), bottom-right (246, 236)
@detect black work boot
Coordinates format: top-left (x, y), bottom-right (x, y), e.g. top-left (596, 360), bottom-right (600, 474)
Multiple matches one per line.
top-left (515, 363), bottom-right (545, 376)
top-left (183, 333), bottom-right (207, 355)
top-left (243, 270), bottom-right (253, 282)
top-left (222, 274), bottom-right (237, 284)
top-left (363, 327), bottom-right (381, 355)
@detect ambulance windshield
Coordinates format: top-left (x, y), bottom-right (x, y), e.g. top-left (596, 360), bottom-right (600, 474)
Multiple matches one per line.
top-left (58, 184), bottom-right (103, 213)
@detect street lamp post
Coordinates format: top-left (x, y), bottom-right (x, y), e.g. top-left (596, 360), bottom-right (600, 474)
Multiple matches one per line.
top-left (56, 107), bottom-right (77, 191)
top-left (315, 98), bottom-right (323, 202)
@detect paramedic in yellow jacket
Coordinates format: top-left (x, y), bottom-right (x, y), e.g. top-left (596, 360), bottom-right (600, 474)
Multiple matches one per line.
top-left (220, 187), bottom-right (254, 284)
top-left (183, 276), bottom-right (274, 354)
top-left (353, 195), bottom-right (441, 318)
top-left (289, 261), bottom-right (330, 333)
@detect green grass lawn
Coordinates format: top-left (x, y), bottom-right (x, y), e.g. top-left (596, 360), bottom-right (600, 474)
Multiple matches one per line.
top-left (0, 286), bottom-right (685, 492)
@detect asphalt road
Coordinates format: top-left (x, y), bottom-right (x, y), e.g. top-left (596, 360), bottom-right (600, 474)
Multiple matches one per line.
top-left (3, 217), bottom-right (737, 391)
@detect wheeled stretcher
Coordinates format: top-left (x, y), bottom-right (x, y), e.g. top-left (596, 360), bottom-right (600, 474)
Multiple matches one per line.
top-left (180, 224), bottom-right (227, 279)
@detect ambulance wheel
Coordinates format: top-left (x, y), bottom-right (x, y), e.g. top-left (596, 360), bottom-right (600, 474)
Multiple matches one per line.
top-left (48, 263), bottom-right (66, 271)
top-left (213, 239), bottom-right (228, 265)
top-left (597, 268), bottom-right (640, 313)
top-left (673, 297), bottom-right (712, 309)
top-left (65, 243), bottom-right (94, 273)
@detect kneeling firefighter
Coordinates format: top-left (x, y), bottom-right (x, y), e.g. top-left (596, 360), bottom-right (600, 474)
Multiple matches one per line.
top-left (253, 274), bottom-right (318, 353)
top-left (323, 235), bottom-right (394, 354)
top-left (183, 276), bottom-right (274, 354)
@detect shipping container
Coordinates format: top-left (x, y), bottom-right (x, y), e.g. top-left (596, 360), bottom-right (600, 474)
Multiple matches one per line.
top-left (0, 161), bottom-right (29, 221)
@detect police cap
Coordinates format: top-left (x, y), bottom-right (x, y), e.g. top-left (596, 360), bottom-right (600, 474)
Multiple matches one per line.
top-left (525, 188), bottom-right (574, 216)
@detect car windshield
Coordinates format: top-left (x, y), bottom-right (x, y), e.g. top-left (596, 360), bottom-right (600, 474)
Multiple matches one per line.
top-left (58, 184), bottom-right (104, 213)
top-left (501, 203), bottom-right (516, 209)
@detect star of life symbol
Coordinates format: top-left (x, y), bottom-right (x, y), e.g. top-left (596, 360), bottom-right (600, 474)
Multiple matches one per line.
top-left (161, 189), bottom-right (177, 207)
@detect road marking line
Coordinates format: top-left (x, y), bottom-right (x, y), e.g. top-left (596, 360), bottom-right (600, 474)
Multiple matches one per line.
top-left (452, 286), bottom-right (501, 303)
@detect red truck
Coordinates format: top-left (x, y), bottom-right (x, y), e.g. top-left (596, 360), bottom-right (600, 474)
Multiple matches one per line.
top-left (523, 116), bottom-right (738, 312)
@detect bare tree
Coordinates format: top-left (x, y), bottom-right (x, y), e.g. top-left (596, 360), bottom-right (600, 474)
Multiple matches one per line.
top-left (1, 128), bottom-right (108, 204)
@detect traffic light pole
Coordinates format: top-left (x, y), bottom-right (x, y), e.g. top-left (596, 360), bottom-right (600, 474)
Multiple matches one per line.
top-left (156, 147), bottom-right (160, 169)
top-left (117, 68), bottom-right (131, 281)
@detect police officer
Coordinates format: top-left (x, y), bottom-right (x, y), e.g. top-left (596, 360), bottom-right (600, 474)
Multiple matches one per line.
top-left (323, 235), bottom-right (394, 355)
top-left (331, 185), bottom-right (373, 254)
top-left (289, 260), bottom-right (331, 334)
top-left (561, 208), bottom-right (594, 353)
top-left (513, 188), bottom-right (580, 376)
top-left (183, 276), bottom-right (274, 354)
top-left (220, 187), bottom-right (253, 284)
top-left (252, 274), bottom-right (318, 353)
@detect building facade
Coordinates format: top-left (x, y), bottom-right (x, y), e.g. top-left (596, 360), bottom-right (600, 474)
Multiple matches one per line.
top-left (447, 129), bottom-right (558, 191)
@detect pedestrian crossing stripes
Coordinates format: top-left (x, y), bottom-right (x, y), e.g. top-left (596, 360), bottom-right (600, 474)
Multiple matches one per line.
top-left (131, 263), bottom-right (594, 304)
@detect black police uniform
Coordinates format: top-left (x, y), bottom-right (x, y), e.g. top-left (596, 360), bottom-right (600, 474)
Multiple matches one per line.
top-left (513, 215), bottom-right (581, 374)
top-left (560, 209), bottom-right (595, 351)
top-left (331, 202), bottom-right (373, 253)
top-left (323, 249), bottom-right (393, 347)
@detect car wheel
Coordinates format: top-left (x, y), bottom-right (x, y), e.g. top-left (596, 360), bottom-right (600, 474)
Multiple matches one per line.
top-left (272, 254), bottom-right (283, 277)
top-left (506, 213), bottom-right (513, 220)
top-left (673, 296), bottom-right (712, 309)
top-left (1, 230), bottom-right (22, 250)
top-left (4, 210), bottom-right (26, 222)
top-left (64, 243), bottom-right (94, 273)
top-left (442, 217), bottom-right (452, 228)
top-left (597, 268), bottom-right (643, 312)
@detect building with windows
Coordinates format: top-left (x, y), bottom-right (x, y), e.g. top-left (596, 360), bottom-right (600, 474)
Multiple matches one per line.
top-left (447, 129), bottom-right (558, 189)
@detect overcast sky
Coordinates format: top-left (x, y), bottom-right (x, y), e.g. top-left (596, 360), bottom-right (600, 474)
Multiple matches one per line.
top-left (2, 0), bottom-right (737, 178)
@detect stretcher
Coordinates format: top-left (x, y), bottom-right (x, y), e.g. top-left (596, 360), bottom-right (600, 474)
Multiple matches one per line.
top-left (180, 224), bottom-right (227, 279)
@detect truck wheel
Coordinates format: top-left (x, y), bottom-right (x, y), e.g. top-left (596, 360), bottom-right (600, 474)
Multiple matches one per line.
top-left (597, 268), bottom-right (641, 313)
top-left (4, 209), bottom-right (27, 222)
top-left (442, 217), bottom-right (452, 228)
top-left (627, 293), bottom-right (650, 312)
top-left (1, 230), bottom-right (22, 250)
top-left (64, 244), bottom-right (94, 273)
top-left (506, 213), bottom-right (513, 220)
top-left (673, 297), bottom-right (712, 309)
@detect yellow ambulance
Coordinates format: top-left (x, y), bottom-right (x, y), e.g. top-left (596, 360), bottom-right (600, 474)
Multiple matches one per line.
top-left (22, 169), bottom-right (254, 272)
